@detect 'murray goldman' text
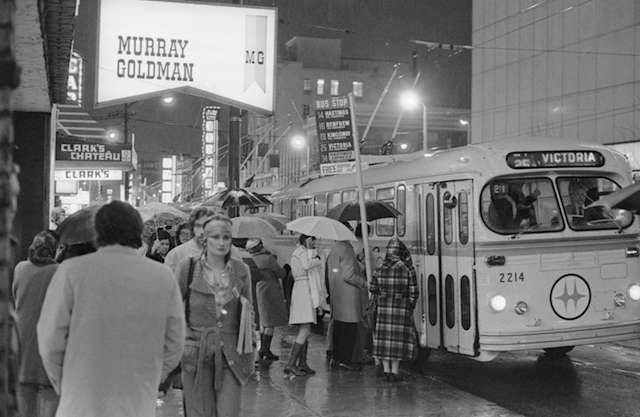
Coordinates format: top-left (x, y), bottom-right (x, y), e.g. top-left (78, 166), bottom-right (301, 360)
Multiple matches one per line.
top-left (115, 35), bottom-right (194, 82)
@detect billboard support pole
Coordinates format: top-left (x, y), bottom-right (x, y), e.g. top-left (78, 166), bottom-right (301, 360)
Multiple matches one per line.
top-left (348, 93), bottom-right (373, 284)
top-left (228, 106), bottom-right (241, 217)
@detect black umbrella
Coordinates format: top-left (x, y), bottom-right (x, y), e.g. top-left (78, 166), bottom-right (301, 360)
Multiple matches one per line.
top-left (326, 200), bottom-right (401, 222)
top-left (589, 182), bottom-right (640, 212)
top-left (56, 205), bottom-right (102, 246)
top-left (201, 188), bottom-right (271, 209)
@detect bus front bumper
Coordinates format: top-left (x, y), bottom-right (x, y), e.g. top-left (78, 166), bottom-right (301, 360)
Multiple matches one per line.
top-left (479, 320), bottom-right (640, 351)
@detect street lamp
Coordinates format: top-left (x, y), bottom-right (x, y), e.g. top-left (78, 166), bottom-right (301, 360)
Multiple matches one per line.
top-left (400, 90), bottom-right (428, 153)
top-left (399, 143), bottom-right (409, 151)
top-left (290, 134), bottom-right (310, 178)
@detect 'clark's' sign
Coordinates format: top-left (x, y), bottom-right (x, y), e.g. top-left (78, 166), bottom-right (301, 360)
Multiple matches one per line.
top-left (55, 169), bottom-right (123, 181)
top-left (96, 0), bottom-right (276, 114)
top-left (56, 138), bottom-right (132, 163)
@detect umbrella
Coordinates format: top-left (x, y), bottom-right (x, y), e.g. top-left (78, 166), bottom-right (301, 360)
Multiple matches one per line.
top-left (201, 188), bottom-right (269, 209)
top-left (137, 202), bottom-right (188, 222)
top-left (56, 205), bottom-right (102, 245)
top-left (286, 216), bottom-right (357, 241)
top-left (589, 182), bottom-right (640, 212)
top-left (251, 213), bottom-right (287, 231)
top-left (231, 216), bottom-right (279, 238)
top-left (326, 200), bottom-right (401, 222)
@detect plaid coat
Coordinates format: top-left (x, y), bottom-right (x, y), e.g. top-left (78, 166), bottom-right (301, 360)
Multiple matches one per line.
top-left (371, 258), bottom-right (418, 361)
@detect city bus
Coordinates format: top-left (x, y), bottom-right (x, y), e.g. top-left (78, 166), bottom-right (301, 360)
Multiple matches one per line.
top-left (265, 136), bottom-right (640, 361)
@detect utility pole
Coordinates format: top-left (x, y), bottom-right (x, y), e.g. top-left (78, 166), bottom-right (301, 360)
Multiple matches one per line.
top-left (123, 102), bottom-right (130, 202)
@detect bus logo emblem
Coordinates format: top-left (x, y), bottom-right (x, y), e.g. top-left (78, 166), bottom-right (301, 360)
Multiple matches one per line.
top-left (550, 274), bottom-right (591, 320)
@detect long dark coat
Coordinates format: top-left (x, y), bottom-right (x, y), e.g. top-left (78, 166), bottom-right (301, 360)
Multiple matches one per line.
top-left (371, 257), bottom-right (418, 361)
top-left (247, 249), bottom-right (288, 328)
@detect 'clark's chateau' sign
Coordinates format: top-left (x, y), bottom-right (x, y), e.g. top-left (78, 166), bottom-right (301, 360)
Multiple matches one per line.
top-left (96, 0), bottom-right (276, 114)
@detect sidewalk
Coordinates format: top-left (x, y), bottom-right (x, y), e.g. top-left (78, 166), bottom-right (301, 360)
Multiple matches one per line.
top-left (157, 328), bottom-right (522, 417)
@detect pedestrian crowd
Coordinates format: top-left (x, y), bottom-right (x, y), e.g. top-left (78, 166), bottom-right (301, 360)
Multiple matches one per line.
top-left (12, 201), bottom-right (419, 417)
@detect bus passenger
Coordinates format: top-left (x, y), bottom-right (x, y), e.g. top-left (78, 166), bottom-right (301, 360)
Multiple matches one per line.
top-left (488, 193), bottom-right (516, 231)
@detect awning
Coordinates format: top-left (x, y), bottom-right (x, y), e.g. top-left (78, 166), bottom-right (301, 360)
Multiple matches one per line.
top-left (56, 104), bottom-right (109, 140)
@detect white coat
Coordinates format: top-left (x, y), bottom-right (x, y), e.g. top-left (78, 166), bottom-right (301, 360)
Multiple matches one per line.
top-left (37, 245), bottom-right (185, 417)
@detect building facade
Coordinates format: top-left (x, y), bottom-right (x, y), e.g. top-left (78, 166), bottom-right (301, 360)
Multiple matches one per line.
top-left (243, 37), bottom-right (471, 190)
top-left (472, 0), bottom-right (640, 145)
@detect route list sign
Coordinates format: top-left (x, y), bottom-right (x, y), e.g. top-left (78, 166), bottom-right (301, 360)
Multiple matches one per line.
top-left (315, 96), bottom-right (356, 176)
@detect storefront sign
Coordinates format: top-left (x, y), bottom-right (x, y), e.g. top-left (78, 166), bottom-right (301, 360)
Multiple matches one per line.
top-left (506, 151), bottom-right (605, 169)
top-left (67, 51), bottom-right (83, 105)
top-left (96, 0), bottom-right (276, 113)
top-left (56, 138), bottom-right (132, 163)
top-left (55, 169), bottom-right (123, 181)
top-left (315, 96), bottom-right (356, 176)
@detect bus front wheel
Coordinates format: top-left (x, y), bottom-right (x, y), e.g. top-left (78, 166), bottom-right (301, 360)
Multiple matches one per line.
top-left (543, 346), bottom-right (574, 358)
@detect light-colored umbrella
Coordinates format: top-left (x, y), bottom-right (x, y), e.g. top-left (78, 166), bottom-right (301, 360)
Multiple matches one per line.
top-left (286, 216), bottom-right (357, 241)
top-left (327, 199), bottom-right (401, 222)
top-left (137, 202), bottom-right (188, 222)
top-left (231, 216), bottom-right (278, 238)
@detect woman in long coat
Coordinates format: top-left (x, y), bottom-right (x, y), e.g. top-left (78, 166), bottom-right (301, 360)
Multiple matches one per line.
top-left (245, 238), bottom-right (288, 361)
top-left (13, 231), bottom-right (60, 417)
top-left (175, 214), bottom-right (254, 417)
top-left (285, 234), bottom-right (323, 376)
top-left (371, 238), bottom-right (418, 382)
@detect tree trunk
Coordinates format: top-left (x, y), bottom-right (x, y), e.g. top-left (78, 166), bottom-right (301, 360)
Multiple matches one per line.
top-left (0, 0), bottom-right (21, 415)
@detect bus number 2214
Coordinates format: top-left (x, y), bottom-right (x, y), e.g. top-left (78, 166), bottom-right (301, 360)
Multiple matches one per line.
top-left (499, 272), bottom-right (525, 283)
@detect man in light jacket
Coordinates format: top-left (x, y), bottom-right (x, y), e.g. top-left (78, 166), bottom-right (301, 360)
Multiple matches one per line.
top-left (37, 201), bottom-right (185, 417)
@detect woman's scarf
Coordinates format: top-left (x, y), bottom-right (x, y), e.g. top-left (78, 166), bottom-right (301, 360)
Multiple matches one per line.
top-left (382, 238), bottom-right (411, 270)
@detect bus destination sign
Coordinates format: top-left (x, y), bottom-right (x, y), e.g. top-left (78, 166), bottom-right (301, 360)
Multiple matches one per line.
top-left (506, 151), bottom-right (605, 169)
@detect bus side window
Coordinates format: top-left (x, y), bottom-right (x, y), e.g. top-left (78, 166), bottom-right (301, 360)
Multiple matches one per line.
top-left (328, 192), bottom-right (341, 210)
top-left (315, 193), bottom-right (327, 217)
top-left (342, 190), bottom-right (356, 203)
top-left (397, 185), bottom-right (406, 237)
top-left (376, 187), bottom-right (395, 236)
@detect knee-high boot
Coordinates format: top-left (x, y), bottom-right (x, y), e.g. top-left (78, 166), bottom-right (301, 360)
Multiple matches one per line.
top-left (283, 342), bottom-right (306, 376)
top-left (297, 341), bottom-right (316, 375)
top-left (259, 334), bottom-right (279, 361)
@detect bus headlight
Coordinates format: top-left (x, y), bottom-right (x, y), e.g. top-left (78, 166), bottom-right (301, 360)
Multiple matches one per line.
top-left (514, 301), bottom-right (528, 315)
top-left (628, 284), bottom-right (640, 301)
top-left (613, 292), bottom-right (626, 307)
top-left (490, 295), bottom-right (507, 312)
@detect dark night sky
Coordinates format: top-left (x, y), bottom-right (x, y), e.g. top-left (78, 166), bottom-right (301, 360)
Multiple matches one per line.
top-left (75, 0), bottom-right (471, 165)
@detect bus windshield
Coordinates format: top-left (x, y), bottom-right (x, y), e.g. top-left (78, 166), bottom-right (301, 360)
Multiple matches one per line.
top-left (556, 176), bottom-right (630, 230)
top-left (481, 178), bottom-right (563, 234)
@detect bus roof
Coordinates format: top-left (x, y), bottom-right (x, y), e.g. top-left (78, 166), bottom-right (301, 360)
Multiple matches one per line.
top-left (271, 137), bottom-right (630, 200)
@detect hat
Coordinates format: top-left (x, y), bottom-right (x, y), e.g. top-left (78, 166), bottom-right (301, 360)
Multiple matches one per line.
top-left (246, 238), bottom-right (262, 250)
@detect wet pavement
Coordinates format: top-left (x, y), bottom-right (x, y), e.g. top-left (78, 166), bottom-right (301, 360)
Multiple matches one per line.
top-left (157, 328), bottom-right (521, 417)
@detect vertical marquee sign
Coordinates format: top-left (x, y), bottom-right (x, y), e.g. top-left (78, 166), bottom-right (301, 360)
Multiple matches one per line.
top-left (315, 96), bottom-right (356, 176)
top-left (202, 106), bottom-right (220, 197)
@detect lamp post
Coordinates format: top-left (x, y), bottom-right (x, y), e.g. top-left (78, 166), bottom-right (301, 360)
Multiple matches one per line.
top-left (400, 90), bottom-right (428, 153)
top-left (290, 134), bottom-right (310, 179)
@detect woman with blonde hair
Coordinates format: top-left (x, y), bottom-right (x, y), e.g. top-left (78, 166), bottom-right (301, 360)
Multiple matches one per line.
top-left (174, 214), bottom-right (254, 416)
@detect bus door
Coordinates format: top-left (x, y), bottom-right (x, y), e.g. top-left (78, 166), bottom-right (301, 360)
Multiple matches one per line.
top-left (419, 183), bottom-right (441, 350)
top-left (439, 180), bottom-right (477, 355)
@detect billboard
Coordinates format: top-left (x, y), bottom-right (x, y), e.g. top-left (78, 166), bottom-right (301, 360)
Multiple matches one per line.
top-left (96, 0), bottom-right (276, 114)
